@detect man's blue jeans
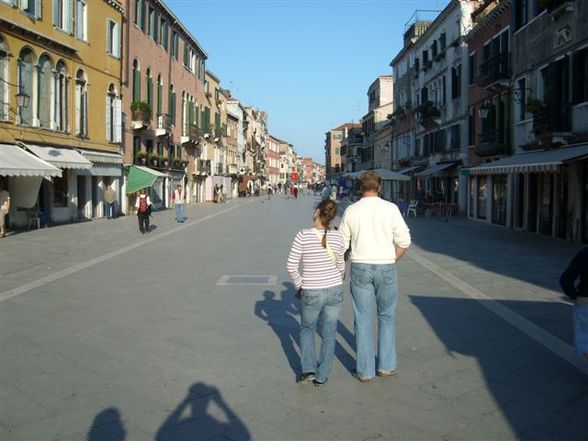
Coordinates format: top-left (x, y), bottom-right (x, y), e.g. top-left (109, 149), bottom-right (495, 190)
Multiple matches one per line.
top-left (350, 263), bottom-right (399, 378)
top-left (299, 285), bottom-right (343, 382)
top-left (106, 202), bottom-right (116, 219)
top-left (175, 203), bottom-right (185, 222)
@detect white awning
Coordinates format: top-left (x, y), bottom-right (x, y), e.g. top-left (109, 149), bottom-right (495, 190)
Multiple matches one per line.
top-left (132, 165), bottom-right (168, 178)
top-left (0, 144), bottom-right (62, 177)
top-left (78, 149), bottom-right (123, 165)
top-left (396, 165), bottom-right (424, 175)
top-left (469, 144), bottom-right (588, 175)
top-left (415, 162), bottom-right (460, 177)
top-left (25, 144), bottom-right (92, 169)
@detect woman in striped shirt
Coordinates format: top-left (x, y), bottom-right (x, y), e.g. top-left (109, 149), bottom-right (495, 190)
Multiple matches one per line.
top-left (286, 199), bottom-right (346, 386)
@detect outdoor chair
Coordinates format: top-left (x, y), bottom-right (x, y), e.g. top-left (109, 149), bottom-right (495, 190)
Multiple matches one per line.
top-left (407, 200), bottom-right (418, 217)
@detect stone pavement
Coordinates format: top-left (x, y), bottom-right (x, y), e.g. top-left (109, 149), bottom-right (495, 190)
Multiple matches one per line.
top-left (0, 194), bottom-right (587, 440)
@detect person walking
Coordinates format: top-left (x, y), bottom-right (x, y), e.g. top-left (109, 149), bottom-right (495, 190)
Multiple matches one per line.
top-left (560, 247), bottom-right (588, 359)
top-left (0, 181), bottom-right (10, 238)
top-left (339, 171), bottom-right (411, 382)
top-left (286, 199), bottom-right (346, 387)
top-left (135, 188), bottom-right (152, 234)
top-left (104, 184), bottom-right (117, 219)
top-left (172, 184), bottom-right (186, 223)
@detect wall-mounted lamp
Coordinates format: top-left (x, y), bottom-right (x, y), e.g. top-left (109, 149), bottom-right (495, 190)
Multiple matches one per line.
top-left (16, 90), bottom-right (30, 108)
top-left (478, 101), bottom-right (490, 119)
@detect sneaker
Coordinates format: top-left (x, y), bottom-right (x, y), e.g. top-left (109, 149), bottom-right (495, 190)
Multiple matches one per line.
top-left (296, 372), bottom-right (316, 384)
top-left (376, 370), bottom-right (398, 378)
top-left (312, 378), bottom-right (327, 387)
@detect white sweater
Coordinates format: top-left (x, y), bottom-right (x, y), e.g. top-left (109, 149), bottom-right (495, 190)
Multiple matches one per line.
top-left (339, 196), bottom-right (411, 264)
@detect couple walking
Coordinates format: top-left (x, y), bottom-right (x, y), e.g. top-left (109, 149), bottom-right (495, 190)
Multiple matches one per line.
top-left (287, 171), bottom-right (411, 386)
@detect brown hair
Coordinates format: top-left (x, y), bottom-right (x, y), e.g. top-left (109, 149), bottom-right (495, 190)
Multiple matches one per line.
top-left (315, 199), bottom-right (338, 248)
top-left (360, 171), bottom-right (381, 193)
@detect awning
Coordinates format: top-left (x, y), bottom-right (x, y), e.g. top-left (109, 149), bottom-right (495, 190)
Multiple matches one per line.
top-left (126, 165), bottom-right (167, 194)
top-left (78, 149), bottom-right (123, 177)
top-left (396, 165), bottom-right (424, 175)
top-left (344, 169), bottom-right (410, 181)
top-left (0, 144), bottom-right (62, 177)
top-left (415, 162), bottom-right (460, 177)
top-left (469, 144), bottom-right (588, 175)
top-left (24, 144), bottom-right (92, 169)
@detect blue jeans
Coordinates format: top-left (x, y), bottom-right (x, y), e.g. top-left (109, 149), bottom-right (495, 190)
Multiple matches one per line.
top-left (299, 285), bottom-right (343, 382)
top-left (350, 263), bottom-right (399, 378)
top-left (175, 203), bottom-right (184, 222)
top-left (106, 202), bottom-right (116, 219)
top-left (574, 302), bottom-right (588, 355)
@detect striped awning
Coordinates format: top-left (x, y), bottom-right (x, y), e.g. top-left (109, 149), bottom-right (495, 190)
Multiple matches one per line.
top-left (0, 144), bottom-right (61, 177)
top-left (469, 144), bottom-right (588, 175)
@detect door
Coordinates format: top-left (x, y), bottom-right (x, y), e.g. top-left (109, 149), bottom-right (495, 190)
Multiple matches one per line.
top-left (77, 176), bottom-right (86, 219)
top-left (528, 174), bottom-right (538, 233)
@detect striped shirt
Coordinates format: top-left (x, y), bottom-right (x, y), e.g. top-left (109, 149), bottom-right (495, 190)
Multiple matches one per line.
top-left (286, 228), bottom-right (346, 289)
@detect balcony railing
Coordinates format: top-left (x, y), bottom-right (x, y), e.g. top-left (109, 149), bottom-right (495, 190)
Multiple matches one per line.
top-left (478, 53), bottom-right (510, 88)
top-left (216, 164), bottom-right (224, 175)
top-left (532, 105), bottom-right (571, 134)
top-left (196, 159), bottom-right (211, 176)
top-left (156, 113), bottom-right (172, 137)
top-left (475, 130), bottom-right (511, 157)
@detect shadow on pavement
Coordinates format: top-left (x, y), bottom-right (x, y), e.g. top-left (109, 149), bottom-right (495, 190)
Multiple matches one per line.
top-left (155, 382), bottom-right (250, 441)
top-left (86, 407), bottom-right (126, 441)
top-left (410, 295), bottom-right (588, 440)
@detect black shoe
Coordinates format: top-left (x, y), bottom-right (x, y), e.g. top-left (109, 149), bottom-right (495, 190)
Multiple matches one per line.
top-left (312, 378), bottom-right (327, 387)
top-left (296, 372), bottom-right (315, 384)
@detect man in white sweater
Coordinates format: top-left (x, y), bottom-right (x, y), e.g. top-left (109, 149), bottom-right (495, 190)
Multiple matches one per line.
top-left (339, 171), bottom-right (411, 382)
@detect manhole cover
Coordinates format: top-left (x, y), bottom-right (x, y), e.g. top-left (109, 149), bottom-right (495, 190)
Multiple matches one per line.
top-left (217, 275), bottom-right (277, 286)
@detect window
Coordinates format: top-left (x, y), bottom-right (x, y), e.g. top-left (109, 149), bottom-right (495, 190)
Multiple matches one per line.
top-left (132, 60), bottom-right (140, 102)
top-left (106, 84), bottom-right (121, 142)
top-left (442, 75), bottom-right (446, 106)
top-left (157, 74), bottom-right (162, 115)
top-left (160, 18), bottom-right (168, 50)
top-left (573, 47), bottom-right (588, 104)
top-left (54, 61), bottom-right (68, 131)
top-left (431, 40), bottom-right (438, 59)
top-left (514, 0), bottom-right (529, 31)
top-left (146, 69), bottom-right (153, 111)
top-left (415, 57), bottom-right (420, 72)
top-left (53, 0), bottom-right (73, 33)
top-left (75, 69), bottom-right (88, 136)
top-left (0, 37), bottom-right (9, 121)
top-left (516, 77), bottom-right (528, 120)
top-left (37, 54), bottom-right (52, 128)
top-left (440, 32), bottom-right (446, 51)
top-left (451, 65), bottom-right (461, 99)
top-left (21, 0), bottom-right (41, 18)
top-left (134, 0), bottom-right (145, 31)
top-left (76, 0), bottom-right (87, 40)
top-left (468, 106), bottom-right (475, 146)
top-left (171, 31), bottom-right (179, 59)
top-left (148, 6), bottom-right (158, 40)
top-left (422, 49), bottom-right (429, 65)
top-left (449, 124), bottom-right (460, 151)
top-left (17, 47), bottom-right (34, 125)
top-left (468, 52), bottom-right (476, 85)
top-left (53, 174), bottom-right (68, 208)
top-left (106, 19), bottom-right (120, 58)
top-left (168, 85), bottom-right (176, 125)
top-left (133, 136), bottom-right (141, 161)
top-left (477, 176), bottom-right (487, 219)
top-left (492, 175), bottom-right (507, 226)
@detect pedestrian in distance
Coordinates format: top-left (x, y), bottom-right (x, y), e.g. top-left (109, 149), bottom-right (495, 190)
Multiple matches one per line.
top-left (559, 247), bottom-right (588, 360)
top-left (321, 185), bottom-right (330, 200)
top-left (286, 199), bottom-right (346, 387)
top-left (0, 180), bottom-right (10, 238)
top-left (339, 171), bottom-right (411, 382)
top-left (213, 184), bottom-right (219, 203)
top-left (104, 184), bottom-right (117, 219)
top-left (172, 184), bottom-right (186, 223)
top-left (135, 188), bottom-right (152, 234)
top-left (330, 183), bottom-right (337, 201)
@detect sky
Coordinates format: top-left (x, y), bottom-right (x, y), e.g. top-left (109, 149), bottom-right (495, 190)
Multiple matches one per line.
top-left (167, 0), bottom-right (445, 162)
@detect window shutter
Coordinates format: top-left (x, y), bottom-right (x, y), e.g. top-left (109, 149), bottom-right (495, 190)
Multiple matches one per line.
top-left (35, 0), bottom-right (41, 18)
top-left (133, 68), bottom-right (140, 102)
top-left (65, 0), bottom-right (73, 34)
top-left (157, 82), bottom-right (162, 114)
top-left (21, 0), bottom-right (29, 11)
top-left (147, 76), bottom-right (153, 110)
top-left (75, 84), bottom-right (81, 135)
top-left (106, 95), bottom-right (111, 140)
top-left (53, 0), bottom-right (59, 26)
top-left (106, 20), bottom-right (112, 54)
top-left (114, 98), bottom-right (122, 143)
top-left (113, 23), bottom-right (120, 57)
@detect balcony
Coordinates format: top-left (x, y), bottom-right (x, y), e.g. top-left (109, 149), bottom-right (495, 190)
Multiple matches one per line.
top-left (540, 0), bottom-right (575, 14)
top-left (195, 159), bottom-right (211, 176)
top-left (131, 104), bottom-right (151, 130)
top-left (416, 101), bottom-right (441, 130)
top-left (180, 124), bottom-right (200, 144)
top-left (216, 164), bottom-right (224, 175)
top-left (475, 130), bottom-right (511, 157)
top-left (155, 113), bottom-right (172, 137)
top-left (478, 53), bottom-right (510, 89)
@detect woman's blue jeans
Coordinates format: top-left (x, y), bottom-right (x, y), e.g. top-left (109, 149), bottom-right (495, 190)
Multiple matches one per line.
top-left (299, 285), bottom-right (343, 382)
top-left (350, 263), bottom-right (399, 379)
top-left (175, 203), bottom-right (185, 222)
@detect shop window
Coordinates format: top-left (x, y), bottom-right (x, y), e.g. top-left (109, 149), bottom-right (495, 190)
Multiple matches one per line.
top-left (492, 175), bottom-right (507, 225)
top-left (477, 176), bottom-right (487, 219)
top-left (53, 174), bottom-right (68, 208)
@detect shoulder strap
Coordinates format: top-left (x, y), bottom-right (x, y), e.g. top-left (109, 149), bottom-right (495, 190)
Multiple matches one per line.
top-left (313, 229), bottom-right (336, 262)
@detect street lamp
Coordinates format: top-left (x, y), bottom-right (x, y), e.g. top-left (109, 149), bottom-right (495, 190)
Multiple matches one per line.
top-left (15, 90), bottom-right (30, 108)
top-left (478, 101), bottom-right (490, 119)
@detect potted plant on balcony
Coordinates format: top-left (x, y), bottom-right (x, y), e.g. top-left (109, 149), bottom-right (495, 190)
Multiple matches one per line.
top-left (172, 158), bottom-right (183, 169)
top-left (149, 152), bottom-right (159, 167)
top-left (162, 157), bottom-right (169, 168)
top-left (137, 151), bottom-right (147, 165)
top-left (131, 101), bottom-right (152, 124)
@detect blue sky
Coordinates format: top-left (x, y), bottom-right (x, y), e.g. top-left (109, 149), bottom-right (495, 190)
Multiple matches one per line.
top-left (168, 0), bottom-right (444, 162)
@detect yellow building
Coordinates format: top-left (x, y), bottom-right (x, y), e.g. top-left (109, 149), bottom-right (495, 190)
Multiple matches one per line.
top-left (0, 0), bottom-right (124, 227)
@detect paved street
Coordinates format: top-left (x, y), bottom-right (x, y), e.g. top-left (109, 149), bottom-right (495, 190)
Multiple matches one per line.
top-left (1, 194), bottom-right (587, 441)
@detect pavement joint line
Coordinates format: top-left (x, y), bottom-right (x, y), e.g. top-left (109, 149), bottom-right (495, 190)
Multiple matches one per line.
top-left (217, 275), bottom-right (278, 286)
top-left (0, 199), bottom-right (255, 303)
top-left (407, 248), bottom-right (588, 377)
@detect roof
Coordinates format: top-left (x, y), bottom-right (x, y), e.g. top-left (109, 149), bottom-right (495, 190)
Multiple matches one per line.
top-left (468, 144), bottom-right (588, 175)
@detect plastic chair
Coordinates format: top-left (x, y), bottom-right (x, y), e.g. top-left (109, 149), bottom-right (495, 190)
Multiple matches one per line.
top-left (407, 200), bottom-right (418, 217)
top-left (27, 210), bottom-right (41, 229)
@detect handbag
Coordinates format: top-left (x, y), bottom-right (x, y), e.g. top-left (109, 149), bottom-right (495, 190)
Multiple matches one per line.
top-left (313, 229), bottom-right (336, 262)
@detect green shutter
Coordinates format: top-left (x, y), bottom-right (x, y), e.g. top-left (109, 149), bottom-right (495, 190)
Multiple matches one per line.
top-left (147, 76), bottom-right (153, 110)
top-left (133, 68), bottom-right (140, 101)
top-left (157, 82), bottom-right (162, 114)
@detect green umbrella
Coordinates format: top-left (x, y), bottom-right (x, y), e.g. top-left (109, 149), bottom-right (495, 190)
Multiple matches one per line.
top-left (126, 165), bottom-right (163, 194)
